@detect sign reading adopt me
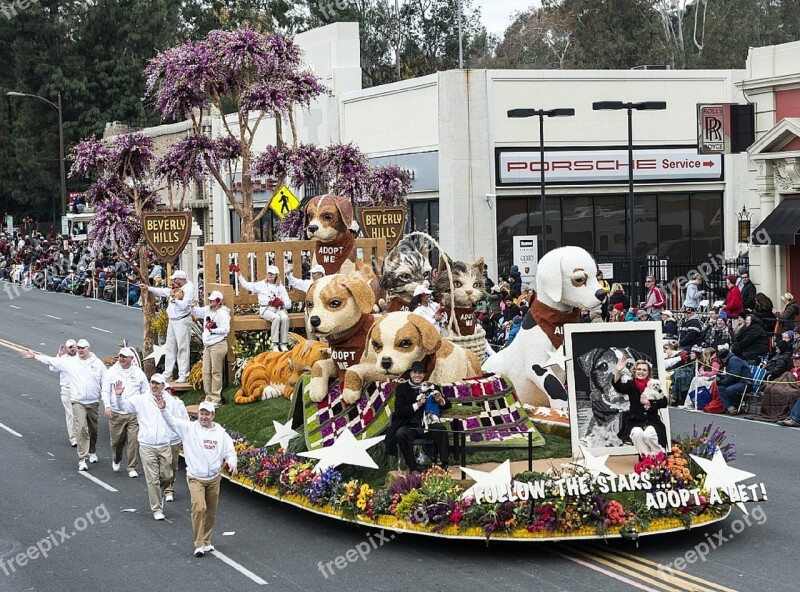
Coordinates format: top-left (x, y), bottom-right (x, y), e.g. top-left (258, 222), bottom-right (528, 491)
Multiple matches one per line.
top-left (497, 147), bottom-right (723, 185)
top-left (358, 206), bottom-right (406, 250)
top-left (141, 211), bottom-right (192, 263)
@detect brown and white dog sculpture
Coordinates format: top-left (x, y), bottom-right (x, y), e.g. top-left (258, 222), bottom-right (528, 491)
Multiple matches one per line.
top-left (341, 311), bottom-right (482, 403)
top-left (306, 194), bottom-right (359, 276)
top-left (306, 274), bottom-right (376, 403)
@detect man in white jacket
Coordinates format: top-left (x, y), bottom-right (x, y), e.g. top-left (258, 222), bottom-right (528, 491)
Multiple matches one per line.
top-left (51, 339), bottom-right (78, 447)
top-left (158, 400), bottom-right (237, 557)
top-left (285, 263), bottom-right (325, 294)
top-left (23, 338), bottom-right (107, 471)
top-left (139, 269), bottom-right (196, 382)
top-left (101, 347), bottom-right (148, 478)
top-left (114, 373), bottom-right (181, 520)
top-left (237, 265), bottom-right (291, 351)
top-left (190, 290), bottom-right (231, 406)
top-left (162, 384), bottom-right (189, 503)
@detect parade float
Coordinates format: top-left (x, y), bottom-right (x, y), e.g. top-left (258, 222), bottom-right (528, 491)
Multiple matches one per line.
top-left (198, 215), bottom-right (761, 542)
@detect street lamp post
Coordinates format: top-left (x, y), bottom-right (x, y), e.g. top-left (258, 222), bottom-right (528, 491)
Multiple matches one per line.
top-left (507, 108), bottom-right (575, 257)
top-left (592, 100), bottom-right (666, 299)
top-left (7, 91), bottom-right (66, 235)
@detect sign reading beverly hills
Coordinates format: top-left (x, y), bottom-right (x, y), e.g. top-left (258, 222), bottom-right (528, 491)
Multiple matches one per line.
top-left (359, 206), bottom-right (406, 250)
top-left (141, 211), bottom-right (193, 263)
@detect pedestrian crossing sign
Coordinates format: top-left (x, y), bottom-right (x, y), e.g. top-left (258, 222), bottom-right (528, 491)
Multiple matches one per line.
top-left (270, 185), bottom-right (300, 218)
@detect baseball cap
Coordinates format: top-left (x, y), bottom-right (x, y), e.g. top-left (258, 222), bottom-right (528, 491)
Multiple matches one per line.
top-left (410, 361), bottom-right (426, 373)
top-left (413, 285), bottom-right (433, 297)
top-left (65, 339), bottom-right (77, 347)
top-left (793, 352), bottom-right (800, 359)
top-left (118, 347), bottom-right (136, 358)
top-left (150, 373), bottom-right (167, 385)
top-left (198, 401), bottom-right (216, 414)
top-left (170, 270), bottom-right (187, 280)
top-left (310, 264), bottom-right (325, 275)
top-left (208, 290), bottom-right (223, 302)
top-left (267, 265), bottom-right (280, 276)
top-left (76, 339), bottom-right (90, 348)
top-left (661, 310), bottom-right (672, 318)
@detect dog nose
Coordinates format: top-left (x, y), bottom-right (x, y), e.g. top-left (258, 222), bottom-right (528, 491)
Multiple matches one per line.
top-left (595, 289), bottom-right (606, 301)
top-left (380, 357), bottom-right (392, 370)
top-left (307, 224), bottom-right (319, 234)
top-left (309, 315), bottom-right (321, 328)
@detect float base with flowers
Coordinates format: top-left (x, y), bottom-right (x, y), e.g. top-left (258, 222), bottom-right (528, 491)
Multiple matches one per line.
top-left (219, 424), bottom-right (757, 542)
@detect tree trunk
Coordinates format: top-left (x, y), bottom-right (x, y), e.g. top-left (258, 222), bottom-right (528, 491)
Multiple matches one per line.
top-left (138, 245), bottom-right (158, 377)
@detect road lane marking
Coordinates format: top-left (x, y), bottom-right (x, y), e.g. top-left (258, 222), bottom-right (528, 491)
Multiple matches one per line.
top-left (45, 314), bottom-right (61, 320)
top-left (9, 304), bottom-right (20, 309)
top-left (0, 337), bottom-right (42, 354)
top-left (91, 326), bottom-right (111, 333)
top-left (0, 422), bottom-right (23, 437)
top-left (211, 550), bottom-right (268, 585)
top-left (551, 549), bottom-right (661, 592)
top-left (78, 472), bottom-right (118, 492)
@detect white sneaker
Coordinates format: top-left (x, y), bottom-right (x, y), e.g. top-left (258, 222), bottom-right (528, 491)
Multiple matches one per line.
top-left (153, 512), bottom-right (165, 521)
top-left (194, 547), bottom-right (205, 557)
top-left (69, 438), bottom-right (77, 447)
top-left (202, 545), bottom-right (215, 553)
top-left (176, 376), bottom-right (188, 383)
top-left (128, 469), bottom-right (139, 478)
top-left (89, 453), bottom-right (99, 463)
top-left (78, 461), bottom-right (88, 471)
top-left (112, 461), bottom-right (121, 472)
top-left (164, 493), bottom-right (174, 502)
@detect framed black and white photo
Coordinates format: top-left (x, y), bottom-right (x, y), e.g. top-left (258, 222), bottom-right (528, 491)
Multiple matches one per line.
top-left (564, 322), bottom-right (669, 457)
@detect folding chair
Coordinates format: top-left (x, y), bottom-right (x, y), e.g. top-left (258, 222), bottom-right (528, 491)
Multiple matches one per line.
top-left (738, 362), bottom-right (767, 414)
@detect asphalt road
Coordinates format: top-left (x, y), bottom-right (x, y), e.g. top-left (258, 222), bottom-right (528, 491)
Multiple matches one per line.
top-left (0, 283), bottom-right (797, 591)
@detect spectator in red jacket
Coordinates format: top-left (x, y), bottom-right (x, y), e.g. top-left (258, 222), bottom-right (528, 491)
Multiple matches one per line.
top-left (724, 274), bottom-right (743, 329)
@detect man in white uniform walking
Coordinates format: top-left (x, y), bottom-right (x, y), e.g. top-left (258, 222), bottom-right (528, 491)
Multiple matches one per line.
top-left (51, 339), bottom-right (78, 447)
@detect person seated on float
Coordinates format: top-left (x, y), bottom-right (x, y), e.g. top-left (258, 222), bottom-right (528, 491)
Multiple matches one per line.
top-left (716, 345), bottom-right (752, 415)
top-left (612, 356), bottom-right (668, 457)
top-left (385, 361), bottom-right (451, 473)
top-left (411, 285), bottom-right (446, 334)
top-left (237, 265), bottom-right (291, 352)
top-left (285, 263), bottom-right (325, 294)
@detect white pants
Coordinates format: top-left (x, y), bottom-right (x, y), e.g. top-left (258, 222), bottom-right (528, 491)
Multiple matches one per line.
top-left (60, 387), bottom-right (74, 441)
top-left (260, 308), bottom-right (289, 346)
top-left (630, 426), bottom-right (662, 456)
top-left (164, 316), bottom-right (193, 380)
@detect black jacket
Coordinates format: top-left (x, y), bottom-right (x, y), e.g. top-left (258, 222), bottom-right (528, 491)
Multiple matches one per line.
top-left (735, 316), bottom-right (769, 362)
top-left (778, 300), bottom-right (799, 332)
top-left (609, 292), bottom-right (631, 311)
top-left (678, 317), bottom-right (704, 348)
top-left (740, 281), bottom-right (756, 311)
top-left (611, 377), bottom-right (668, 448)
top-left (385, 381), bottom-right (450, 455)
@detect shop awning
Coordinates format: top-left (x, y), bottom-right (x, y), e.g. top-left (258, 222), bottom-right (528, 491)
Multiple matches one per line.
top-left (752, 199), bottom-right (800, 245)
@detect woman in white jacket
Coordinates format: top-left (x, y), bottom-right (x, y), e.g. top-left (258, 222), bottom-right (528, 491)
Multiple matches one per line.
top-left (237, 265), bottom-right (291, 351)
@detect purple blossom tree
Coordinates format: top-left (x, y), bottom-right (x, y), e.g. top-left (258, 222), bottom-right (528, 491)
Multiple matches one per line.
top-left (145, 28), bottom-right (412, 242)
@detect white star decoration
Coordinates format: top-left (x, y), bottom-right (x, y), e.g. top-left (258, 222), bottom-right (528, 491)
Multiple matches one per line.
top-left (266, 419), bottom-right (299, 451)
top-left (460, 459), bottom-right (513, 501)
top-left (690, 448), bottom-right (756, 514)
top-left (544, 346), bottom-right (570, 371)
top-left (576, 446), bottom-right (616, 477)
top-left (143, 344), bottom-right (167, 365)
top-left (298, 429), bottom-right (385, 473)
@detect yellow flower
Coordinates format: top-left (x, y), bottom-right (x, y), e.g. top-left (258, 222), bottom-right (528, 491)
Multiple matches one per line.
top-left (356, 484), bottom-right (373, 511)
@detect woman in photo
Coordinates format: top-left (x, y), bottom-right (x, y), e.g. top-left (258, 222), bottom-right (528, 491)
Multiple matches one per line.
top-left (611, 356), bottom-right (668, 457)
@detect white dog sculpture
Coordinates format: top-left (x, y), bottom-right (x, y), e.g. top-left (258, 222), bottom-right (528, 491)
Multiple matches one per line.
top-left (482, 246), bottom-right (606, 410)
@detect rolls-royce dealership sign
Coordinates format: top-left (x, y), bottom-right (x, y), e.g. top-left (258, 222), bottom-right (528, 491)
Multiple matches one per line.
top-left (496, 147), bottom-right (723, 186)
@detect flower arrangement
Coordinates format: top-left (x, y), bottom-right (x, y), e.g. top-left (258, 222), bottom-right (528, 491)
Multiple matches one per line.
top-left (226, 421), bottom-right (737, 541)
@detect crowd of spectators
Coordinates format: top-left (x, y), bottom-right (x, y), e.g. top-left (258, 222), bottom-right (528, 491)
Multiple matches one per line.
top-left (0, 229), bottom-right (170, 306)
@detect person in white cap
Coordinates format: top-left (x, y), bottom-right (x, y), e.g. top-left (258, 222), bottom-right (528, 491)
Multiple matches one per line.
top-left (411, 285), bottom-right (446, 333)
top-left (50, 339), bottom-right (78, 447)
top-left (162, 384), bottom-right (190, 503)
top-left (189, 290), bottom-right (231, 405)
top-left (101, 347), bottom-right (148, 478)
top-left (285, 262), bottom-right (325, 294)
top-left (22, 339), bottom-right (107, 471)
top-left (237, 265), bottom-right (291, 351)
top-left (139, 269), bottom-right (196, 382)
top-left (157, 399), bottom-right (237, 557)
top-left (113, 373), bottom-right (182, 520)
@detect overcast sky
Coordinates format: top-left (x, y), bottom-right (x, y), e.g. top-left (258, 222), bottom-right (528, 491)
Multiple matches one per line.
top-left (474, 0), bottom-right (537, 37)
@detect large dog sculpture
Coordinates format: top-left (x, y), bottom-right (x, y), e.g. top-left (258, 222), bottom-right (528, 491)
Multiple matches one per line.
top-left (341, 311), bottom-right (482, 403)
top-left (306, 194), bottom-right (359, 276)
top-left (482, 246), bottom-right (606, 409)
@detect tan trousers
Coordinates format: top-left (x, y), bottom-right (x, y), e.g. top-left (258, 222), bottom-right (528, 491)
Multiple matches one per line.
top-left (108, 412), bottom-right (139, 471)
top-left (139, 444), bottom-right (173, 514)
top-left (72, 402), bottom-right (98, 462)
top-left (164, 443), bottom-right (182, 496)
top-left (60, 388), bottom-right (74, 441)
top-left (187, 474), bottom-right (222, 547)
top-left (202, 340), bottom-right (228, 404)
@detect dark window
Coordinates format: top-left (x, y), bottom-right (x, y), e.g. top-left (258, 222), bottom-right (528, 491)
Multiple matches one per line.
top-left (230, 209), bottom-right (278, 242)
top-left (657, 193), bottom-right (691, 260)
top-left (562, 196), bottom-right (594, 252)
top-left (594, 195), bottom-right (626, 253)
top-left (496, 197), bottom-right (527, 273)
top-left (633, 194), bottom-right (658, 257)
top-left (690, 193), bottom-right (723, 261)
